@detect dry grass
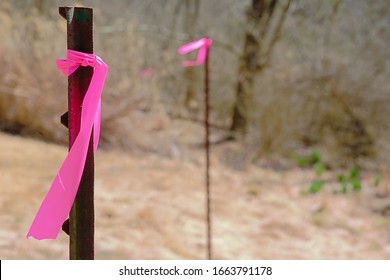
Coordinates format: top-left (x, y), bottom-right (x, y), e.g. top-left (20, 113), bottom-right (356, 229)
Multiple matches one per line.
top-left (1, 130), bottom-right (390, 259)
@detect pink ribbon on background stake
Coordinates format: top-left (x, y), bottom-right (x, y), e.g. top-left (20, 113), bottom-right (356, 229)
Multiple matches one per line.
top-left (178, 37), bottom-right (212, 67)
top-left (27, 50), bottom-right (108, 240)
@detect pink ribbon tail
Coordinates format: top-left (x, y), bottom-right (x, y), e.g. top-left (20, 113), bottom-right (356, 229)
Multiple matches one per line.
top-left (27, 50), bottom-right (108, 240)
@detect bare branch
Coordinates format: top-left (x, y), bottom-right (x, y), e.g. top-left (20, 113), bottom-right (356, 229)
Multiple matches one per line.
top-left (262, 0), bottom-right (292, 67)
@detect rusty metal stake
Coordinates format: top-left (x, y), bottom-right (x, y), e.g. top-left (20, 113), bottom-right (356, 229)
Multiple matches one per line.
top-left (59, 6), bottom-right (94, 260)
top-left (204, 47), bottom-right (212, 260)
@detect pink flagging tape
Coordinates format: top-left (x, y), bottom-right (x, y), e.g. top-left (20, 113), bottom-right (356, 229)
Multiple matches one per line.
top-left (27, 50), bottom-right (108, 240)
top-left (178, 37), bottom-right (212, 67)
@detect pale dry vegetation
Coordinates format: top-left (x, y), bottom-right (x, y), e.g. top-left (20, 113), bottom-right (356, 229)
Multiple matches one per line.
top-left (2, 131), bottom-right (390, 259)
top-left (1, 0), bottom-right (389, 165)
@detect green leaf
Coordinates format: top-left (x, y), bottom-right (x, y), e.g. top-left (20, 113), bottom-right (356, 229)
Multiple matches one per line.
top-left (350, 166), bottom-right (360, 180)
top-left (309, 181), bottom-right (325, 194)
top-left (310, 150), bottom-right (321, 165)
top-left (338, 174), bottom-right (348, 193)
top-left (314, 162), bottom-right (326, 177)
top-left (338, 174), bottom-right (347, 183)
top-left (297, 156), bottom-right (309, 168)
top-left (351, 178), bottom-right (362, 191)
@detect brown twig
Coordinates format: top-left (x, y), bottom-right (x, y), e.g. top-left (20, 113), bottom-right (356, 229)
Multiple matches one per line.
top-left (204, 44), bottom-right (212, 260)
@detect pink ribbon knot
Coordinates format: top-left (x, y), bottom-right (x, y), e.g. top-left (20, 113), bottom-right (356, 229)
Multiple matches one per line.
top-left (27, 50), bottom-right (108, 240)
top-left (178, 37), bottom-right (213, 67)
top-left (56, 50), bottom-right (98, 76)
top-left (81, 57), bottom-right (96, 67)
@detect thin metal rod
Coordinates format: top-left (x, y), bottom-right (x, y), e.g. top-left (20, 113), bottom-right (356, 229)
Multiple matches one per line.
top-left (59, 6), bottom-right (94, 260)
top-left (204, 47), bottom-right (212, 260)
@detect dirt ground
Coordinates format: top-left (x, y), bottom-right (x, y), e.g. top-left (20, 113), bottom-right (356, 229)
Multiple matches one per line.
top-left (1, 128), bottom-right (390, 260)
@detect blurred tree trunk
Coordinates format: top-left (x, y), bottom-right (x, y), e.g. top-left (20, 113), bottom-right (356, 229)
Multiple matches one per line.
top-left (230, 0), bottom-right (291, 136)
top-left (162, 0), bottom-right (200, 113)
top-left (157, 0), bottom-right (200, 116)
top-left (182, 0), bottom-right (200, 112)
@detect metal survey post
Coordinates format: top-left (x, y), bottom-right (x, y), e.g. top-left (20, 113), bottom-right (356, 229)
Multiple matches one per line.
top-left (204, 46), bottom-right (212, 260)
top-left (59, 6), bottom-right (94, 260)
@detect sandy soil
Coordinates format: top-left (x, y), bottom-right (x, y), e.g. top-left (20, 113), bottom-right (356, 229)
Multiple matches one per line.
top-left (1, 130), bottom-right (390, 260)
